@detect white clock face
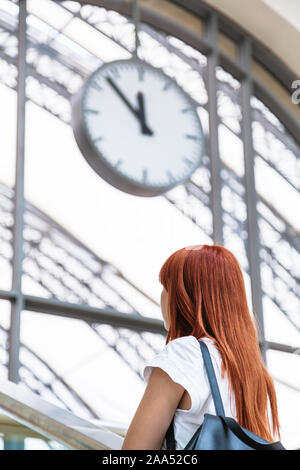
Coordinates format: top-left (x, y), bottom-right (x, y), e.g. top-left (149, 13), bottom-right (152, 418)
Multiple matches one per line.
top-left (72, 59), bottom-right (204, 196)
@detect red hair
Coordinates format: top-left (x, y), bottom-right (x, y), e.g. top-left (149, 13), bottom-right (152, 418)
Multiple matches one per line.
top-left (159, 243), bottom-right (280, 442)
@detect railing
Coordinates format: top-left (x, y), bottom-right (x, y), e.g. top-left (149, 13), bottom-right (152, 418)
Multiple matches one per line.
top-left (0, 378), bottom-right (124, 450)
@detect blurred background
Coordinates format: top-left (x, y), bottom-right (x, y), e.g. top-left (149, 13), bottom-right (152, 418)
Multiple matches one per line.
top-left (0, 0), bottom-right (299, 450)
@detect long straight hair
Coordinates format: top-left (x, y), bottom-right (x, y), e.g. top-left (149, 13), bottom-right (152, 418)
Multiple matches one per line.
top-left (159, 244), bottom-right (280, 441)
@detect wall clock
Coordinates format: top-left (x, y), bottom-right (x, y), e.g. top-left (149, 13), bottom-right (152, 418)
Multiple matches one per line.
top-left (71, 58), bottom-right (204, 197)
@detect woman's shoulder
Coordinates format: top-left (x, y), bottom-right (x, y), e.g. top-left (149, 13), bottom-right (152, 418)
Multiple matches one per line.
top-left (143, 336), bottom-right (216, 414)
top-left (166, 335), bottom-right (219, 357)
top-left (143, 335), bottom-right (221, 380)
top-left (152, 335), bottom-right (220, 369)
top-left (143, 336), bottom-right (204, 373)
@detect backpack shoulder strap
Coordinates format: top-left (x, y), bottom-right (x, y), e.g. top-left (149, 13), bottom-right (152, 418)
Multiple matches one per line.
top-left (198, 340), bottom-right (225, 417)
top-left (166, 338), bottom-right (226, 450)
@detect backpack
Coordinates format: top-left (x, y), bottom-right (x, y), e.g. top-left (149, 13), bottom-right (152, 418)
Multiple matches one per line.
top-left (165, 340), bottom-right (285, 450)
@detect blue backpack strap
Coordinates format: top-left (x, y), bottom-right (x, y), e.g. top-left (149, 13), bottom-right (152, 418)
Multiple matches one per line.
top-left (198, 340), bottom-right (225, 417)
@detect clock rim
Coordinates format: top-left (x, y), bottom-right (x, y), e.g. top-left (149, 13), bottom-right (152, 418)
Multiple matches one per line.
top-left (71, 57), bottom-right (205, 197)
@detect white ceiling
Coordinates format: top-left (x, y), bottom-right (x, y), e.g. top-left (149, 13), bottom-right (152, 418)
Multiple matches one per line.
top-left (263, 0), bottom-right (300, 31)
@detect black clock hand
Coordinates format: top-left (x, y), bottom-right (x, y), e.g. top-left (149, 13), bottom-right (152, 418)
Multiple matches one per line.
top-left (136, 92), bottom-right (153, 135)
top-left (106, 76), bottom-right (153, 135)
top-left (106, 76), bottom-right (136, 116)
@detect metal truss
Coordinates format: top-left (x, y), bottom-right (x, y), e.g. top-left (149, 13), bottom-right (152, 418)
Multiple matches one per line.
top-left (0, 0), bottom-right (299, 423)
top-left (59, 1), bottom-right (300, 333)
top-left (0, 0), bottom-right (298, 338)
top-left (0, 177), bottom-right (167, 416)
top-left (0, 323), bottom-right (101, 419)
top-left (0, 180), bottom-right (165, 366)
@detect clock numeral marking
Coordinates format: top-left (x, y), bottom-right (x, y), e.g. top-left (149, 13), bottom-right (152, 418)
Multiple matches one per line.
top-left (185, 134), bottom-right (199, 140)
top-left (84, 109), bottom-right (100, 115)
top-left (91, 81), bottom-right (103, 92)
top-left (162, 81), bottom-right (172, 91)
top-left (142, 168), bottom-right (148, 184)
top-left (110, 68), bottom-right (120, 79)
top-left (183, 157), bottom-right (195, 168)
top-left (181, 107), bottom-right (193, 113)
top-left (114, 159), bottom-right (122, 169)
top-left (167, 171), bottom-right (176, 184)
top-left (138, 66), bottom-right (145, 81)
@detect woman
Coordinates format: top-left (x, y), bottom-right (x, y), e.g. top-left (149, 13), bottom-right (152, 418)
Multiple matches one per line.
top-left (121, 244), bottom-right (281, 450)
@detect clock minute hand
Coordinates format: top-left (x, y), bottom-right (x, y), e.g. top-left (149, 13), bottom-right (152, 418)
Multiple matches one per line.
top-left (106, 76), bottom-right (137, 115)
top-left (106, 77), bottom-right (153, 135)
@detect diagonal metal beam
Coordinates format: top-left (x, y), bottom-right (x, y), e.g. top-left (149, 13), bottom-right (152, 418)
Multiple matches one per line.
top-left (23, 294), bottom-right (166, 335)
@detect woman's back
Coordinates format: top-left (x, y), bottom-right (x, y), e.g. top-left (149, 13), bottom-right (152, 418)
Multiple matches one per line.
top-left (143, 335), bottom-right (237, 450)
top-left (121, 245), bottom-right (280, 450)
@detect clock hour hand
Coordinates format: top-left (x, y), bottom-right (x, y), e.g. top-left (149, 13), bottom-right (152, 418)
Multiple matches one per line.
top-left (136, 92), bottom-right (153, 136)
top-left (106, 76), bottom-right (153, 135)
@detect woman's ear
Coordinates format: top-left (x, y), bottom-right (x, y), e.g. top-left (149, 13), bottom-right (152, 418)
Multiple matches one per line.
top-left (160, 287), bottom-right (169, 330)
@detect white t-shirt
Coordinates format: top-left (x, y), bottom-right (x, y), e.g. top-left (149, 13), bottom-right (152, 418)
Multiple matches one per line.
top-left (142, 335), bottom-right (237, 450)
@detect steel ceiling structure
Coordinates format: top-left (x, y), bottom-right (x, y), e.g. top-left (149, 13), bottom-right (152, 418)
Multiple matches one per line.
top-left (0, 0), bottom-right (299, 440)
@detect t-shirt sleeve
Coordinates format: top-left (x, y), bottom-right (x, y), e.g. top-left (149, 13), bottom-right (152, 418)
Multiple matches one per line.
top-left (142, 336), bottom-right (207, 414)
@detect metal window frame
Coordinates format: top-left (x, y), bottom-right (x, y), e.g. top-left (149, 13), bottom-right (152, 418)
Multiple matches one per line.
top-left (3, 0), bottom-right (300, 390)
